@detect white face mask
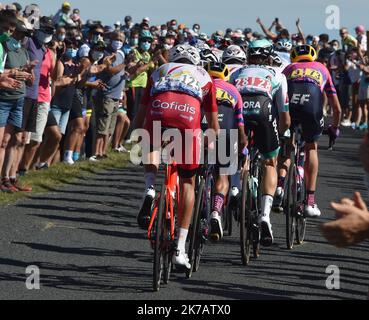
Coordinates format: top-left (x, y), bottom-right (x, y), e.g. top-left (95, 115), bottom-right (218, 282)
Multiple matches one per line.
top-left (111, 40), bottom-right (123, 51)
top-left (37, 31), bottom-right (53, 44)
top-left (164, 44), bottom-right (173, 50)
top-left (91, 51), bottom-right (104, 61)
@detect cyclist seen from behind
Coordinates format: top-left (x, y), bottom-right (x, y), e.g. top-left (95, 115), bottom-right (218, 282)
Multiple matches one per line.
top-left (275, 45), bottom-right (342, 217)
top-left (205, 61), bottom-right (247, 242)
top-left (133, 44), bottom-right (219, 269)
top-left (230, 39), bottom-right (291, 246)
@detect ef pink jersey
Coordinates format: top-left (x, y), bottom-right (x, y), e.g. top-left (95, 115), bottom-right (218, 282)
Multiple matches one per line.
top-left (283, 61), bottom-right (337, 96)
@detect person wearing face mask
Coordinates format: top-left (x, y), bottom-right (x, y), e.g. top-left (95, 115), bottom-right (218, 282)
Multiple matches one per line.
top-left (77, 24), bottom-right (104, 60)
top-left (192, 23), bottom-right (200, 36)
top-left (49, 38), bottom-right (81, 153)
top-left (121, 15), bottom-right (133, 41)
top-left (0, 9), bottom-right (23, 90)
top-left (125, 30), bottom-right (154, 135)
top-left (123, 29), bottom-right (139, 56)
top-left (16, 16), bottom-right (54, 177)
top-left (68, 40), bottom-right (107, 160)
top-left (89, 31), bottom-right (126, 161)
top-left (63, 39), bottom-right (107, 165)
top-left (54, 26), bottom-right (66, 59)
top-left (0, 19), bottom-right (35, 192)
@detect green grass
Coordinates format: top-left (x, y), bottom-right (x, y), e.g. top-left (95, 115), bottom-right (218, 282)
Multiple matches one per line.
top-left (0, 151), bottom-right (132, 206)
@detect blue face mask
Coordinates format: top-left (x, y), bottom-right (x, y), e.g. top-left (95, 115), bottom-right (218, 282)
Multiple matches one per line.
top-left (140, 41), bottom-right (151, 51)
top-left (66, 48), bottom-right (77, 59)
top-left (6, 37), bottom-right (21, 51)
top-left (130, 38), bottom-right (138, 46)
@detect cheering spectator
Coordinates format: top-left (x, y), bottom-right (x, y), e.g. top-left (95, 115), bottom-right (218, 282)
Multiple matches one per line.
top-left (0, 19), bottom-right (34, 192)
top-left (340, 27), bottom-right (358, 52)
top-left (18, 16), bottom-right (55, 176)
top-left (125, 30), bottom-right (154, 133)
top-left (90, 31), bottom-right (126, 161)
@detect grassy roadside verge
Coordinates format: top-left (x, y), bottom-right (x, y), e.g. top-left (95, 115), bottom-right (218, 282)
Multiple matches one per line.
top-left (0, 151), bottom-right (132, 206)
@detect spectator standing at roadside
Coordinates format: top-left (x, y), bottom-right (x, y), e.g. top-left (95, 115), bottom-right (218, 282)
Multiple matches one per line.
top-left (49, 38), bottom-right (80, 165)
top-left (0, 9), bottom-right (22, 90)
top-left (340, 27), bottom-right (358, 52)
top-left (122, 15), bottom-right (133, 41)
top-left (18, 16), bottom-right (55, 176)
top-left (90, 31), bottom-right (126, 161)
top-left (0, 19), bottom-right (34, 192)
top-left (21, 36), bottom-right (57, 172)
top-left (125, 30), bottom-right (154, 130)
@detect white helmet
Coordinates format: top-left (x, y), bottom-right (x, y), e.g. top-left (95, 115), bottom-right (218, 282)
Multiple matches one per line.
top-left (222, 45), bottom-right (247, 64)
top-left (276, 39), bottom-right (293, 52)
top-left (195, 41), bottom-right (210, 52)
top-left (169, 44), bottom-right (201, 65)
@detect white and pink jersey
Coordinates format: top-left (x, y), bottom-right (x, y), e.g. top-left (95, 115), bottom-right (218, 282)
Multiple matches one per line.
top-left (147, 62), bottom-right (215, 103)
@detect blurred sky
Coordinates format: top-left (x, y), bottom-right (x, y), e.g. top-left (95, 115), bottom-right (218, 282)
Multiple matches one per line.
top-left (15, 0), bottom-right (369, 39)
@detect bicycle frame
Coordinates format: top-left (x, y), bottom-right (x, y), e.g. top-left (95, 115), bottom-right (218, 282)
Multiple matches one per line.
top-left (147, 161), bottom-right (180, 245)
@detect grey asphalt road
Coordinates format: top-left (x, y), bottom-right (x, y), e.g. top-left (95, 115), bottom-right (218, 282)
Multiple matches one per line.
top-left (0, 128), bottom-right (368, 300)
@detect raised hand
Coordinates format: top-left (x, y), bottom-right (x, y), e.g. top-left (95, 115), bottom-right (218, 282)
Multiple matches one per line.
top-left (0, 75), bottom-right (22, 90)
top-left (321, 192), bottom-right (369, 247)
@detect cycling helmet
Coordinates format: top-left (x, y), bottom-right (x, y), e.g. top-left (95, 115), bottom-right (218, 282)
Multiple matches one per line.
top-left (270, 52), bottom-right (283, 67)
top-left (200, 48), bottom-right (220, 63)
top-left (222, 45), bottom-right (247, 64)
top-left (248, 39), bottom-right (274, 58)
top-left (290, 44), bottom-right (317, 63)
top-left (275, 38), bottom-right (293, 52)
top-left (198, 32), bottom-right (208, 41)
top-left (207, 62), bottom-right (230, 81)
top-left (169, 44), bottom-right (201, 65)
top-left (194, 41), bottom-right (210, 52)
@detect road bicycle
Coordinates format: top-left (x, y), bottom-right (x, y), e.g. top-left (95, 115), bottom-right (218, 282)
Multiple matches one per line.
top-left (147, 136), bottom-right (180, 292)
top-left (283, 125), bottom-right (307, 250)
top-left (240, 121), bottom-right (262, 266)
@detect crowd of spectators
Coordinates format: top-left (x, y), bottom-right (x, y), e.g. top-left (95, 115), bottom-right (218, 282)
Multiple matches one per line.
top-left (0, 1), bottom-right (367, 194)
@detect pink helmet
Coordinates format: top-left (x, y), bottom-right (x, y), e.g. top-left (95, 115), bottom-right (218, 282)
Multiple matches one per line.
top-left (356, 25), bottom-right (365, 33)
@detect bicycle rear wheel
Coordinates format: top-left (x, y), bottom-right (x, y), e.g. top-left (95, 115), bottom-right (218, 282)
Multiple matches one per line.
top-left (285, 160), bottom-right (297, 250)
top-left (296, 178), bottom-right (307, 244)
top-left (153, 184), bottom-right (166, 291)
top-left (186, 178), bottom-right (205, 278)
top-left (240, 173), bottom-right (251, 265)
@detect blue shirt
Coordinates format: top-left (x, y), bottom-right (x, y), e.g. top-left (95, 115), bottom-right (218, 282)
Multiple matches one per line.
top-left (25, 37), bottom-right (46, 100)
top-left (99, 49), bottom-right (126, 100)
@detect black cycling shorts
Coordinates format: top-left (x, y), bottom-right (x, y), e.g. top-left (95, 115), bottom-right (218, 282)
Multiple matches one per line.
top-left (242, 94), bottom-right (279, 159)
top-left (288, 82), bottom-right (324, 143)
top-left (216, 103), bottom-right (238, 170)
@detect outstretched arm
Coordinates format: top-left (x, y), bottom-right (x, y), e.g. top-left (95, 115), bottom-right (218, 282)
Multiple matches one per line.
top-left (257, 17), bottom-right (278, 41)
top-left (296, 18), bottom-right (306, 44)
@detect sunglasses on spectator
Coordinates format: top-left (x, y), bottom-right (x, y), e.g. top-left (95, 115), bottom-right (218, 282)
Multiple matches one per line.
top-left (141, 37), bottom-right (153, 43)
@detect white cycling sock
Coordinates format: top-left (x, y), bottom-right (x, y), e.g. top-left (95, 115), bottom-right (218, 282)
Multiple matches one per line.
top-left (64, 150), bottom-right (73, 160)
top-left (177, 228), bottom-right (188, 254)
top-left (261, 195), bottom-right (274, 220)
top-left (144, 172), bottom-right (156, 190)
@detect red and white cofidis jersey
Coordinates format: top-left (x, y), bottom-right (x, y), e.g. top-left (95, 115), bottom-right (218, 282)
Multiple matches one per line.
top-left (141, 62), bottom-right (217, 131)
